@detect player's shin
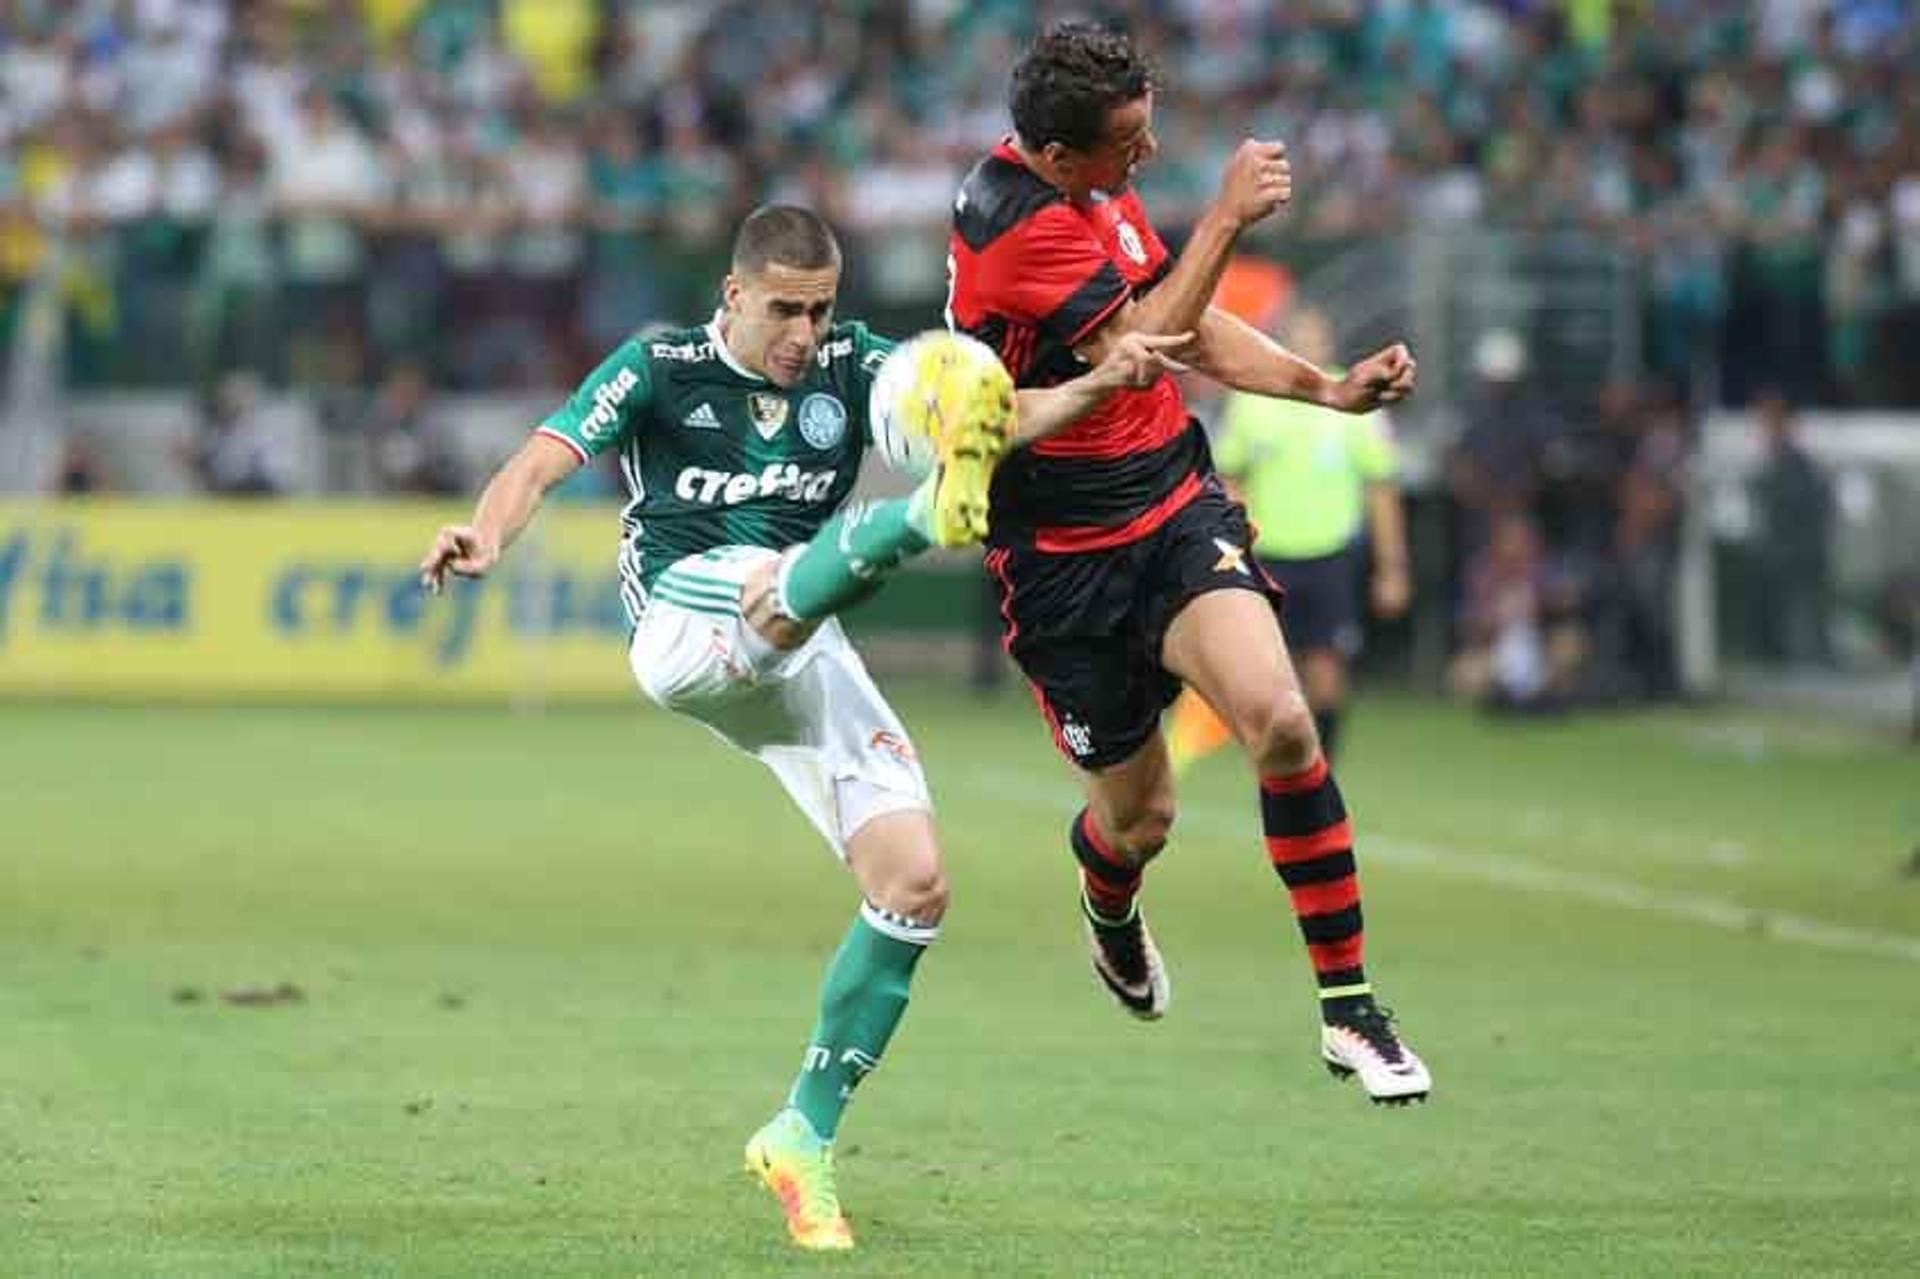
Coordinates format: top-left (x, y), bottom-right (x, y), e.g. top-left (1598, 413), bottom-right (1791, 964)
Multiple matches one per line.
top-left (776, 494), bottom-right (934, 622)
top-left (785, 901), bottom-right (937, 1141)
top-left (1071, 808), bottom-right (1143, 922)
top-left (1259, 755), bottom-right (1370, 1013)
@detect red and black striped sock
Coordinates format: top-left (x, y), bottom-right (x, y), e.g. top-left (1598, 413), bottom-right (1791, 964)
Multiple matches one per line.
top-left (1069, 809), bottom-right (1141, 924)
top-left (1260, 755), bottom-right (1371, 1014)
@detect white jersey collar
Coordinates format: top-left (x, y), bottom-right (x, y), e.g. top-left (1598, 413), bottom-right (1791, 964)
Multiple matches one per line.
top-left (706, 311), bottom-right (766, 383)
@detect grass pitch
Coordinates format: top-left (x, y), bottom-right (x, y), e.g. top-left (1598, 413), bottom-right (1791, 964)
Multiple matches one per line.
top-left (4, 690), bottom-right (1917, 1276)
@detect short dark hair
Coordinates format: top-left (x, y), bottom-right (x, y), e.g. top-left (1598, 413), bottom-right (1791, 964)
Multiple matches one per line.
top-left (731, 204), bottom-right (841, 276)
top-left (1010, 21), bottom-right (1155, 152)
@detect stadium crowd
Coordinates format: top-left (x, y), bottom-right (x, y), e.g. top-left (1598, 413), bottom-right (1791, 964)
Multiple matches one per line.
top-left (6, 0), bottom-right (1911, 697)
top-left (1, 0), bottom-right (1916, 404)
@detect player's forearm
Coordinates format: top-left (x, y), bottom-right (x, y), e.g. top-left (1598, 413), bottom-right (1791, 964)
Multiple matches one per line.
top-left (1366, 482), bottom-right (1409, 573)
top-left (1011, 381), bottom-right (1107, 448)
top-left (1188, 308), bottom-right (1337, 405)
top-left (1131, 210), bottom-right (1242, 334)
top-left (468, 466), bottom-right (545, 558)
top-left (470, 442), bottom-right (572, 556)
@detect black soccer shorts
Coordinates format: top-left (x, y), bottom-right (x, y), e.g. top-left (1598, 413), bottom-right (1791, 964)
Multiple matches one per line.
top-left (985, 480), bottom-right (1285, 770)
top-left (1258, 542), bottom-right (1364, 657)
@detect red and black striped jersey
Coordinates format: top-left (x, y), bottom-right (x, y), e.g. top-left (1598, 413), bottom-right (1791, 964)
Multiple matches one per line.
top-left (949, 139), bottom-right (1206, 552)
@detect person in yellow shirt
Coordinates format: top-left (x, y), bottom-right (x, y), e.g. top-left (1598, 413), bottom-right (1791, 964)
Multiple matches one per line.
top-left (1169, 306), bottom-right (1410, 770)
top-left (502, 0), bottom-right (599, 104)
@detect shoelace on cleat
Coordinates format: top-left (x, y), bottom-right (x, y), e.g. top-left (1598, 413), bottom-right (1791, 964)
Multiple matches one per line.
top-left (1336, 1003), bottom-right (1407, 1065)
top-left (791, 1147), bottom-right (842, 1224)
top-left (1090, 912), bottom-right (1150, 982)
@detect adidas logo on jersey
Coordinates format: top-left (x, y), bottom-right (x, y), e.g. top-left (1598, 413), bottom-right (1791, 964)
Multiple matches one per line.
top-left (683, 402), bottom-right (721, 430)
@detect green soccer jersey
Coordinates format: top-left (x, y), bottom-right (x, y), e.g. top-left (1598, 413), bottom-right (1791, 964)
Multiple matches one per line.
top-left (536, 316), bottom-right (893, 622)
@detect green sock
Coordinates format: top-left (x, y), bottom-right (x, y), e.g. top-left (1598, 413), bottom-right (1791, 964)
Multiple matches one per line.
top-left (787, 904), bottom-right (936, 1141)
top-left (778, 482), bottom-right (936, 622)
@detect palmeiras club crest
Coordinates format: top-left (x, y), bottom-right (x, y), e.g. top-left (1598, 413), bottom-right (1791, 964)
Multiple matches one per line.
top-left (798, 393), bottom-right (848, 449)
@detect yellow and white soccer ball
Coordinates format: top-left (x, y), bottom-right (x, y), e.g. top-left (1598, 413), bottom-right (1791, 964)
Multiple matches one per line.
top-left (868, 330), bottom-right (1014, 479)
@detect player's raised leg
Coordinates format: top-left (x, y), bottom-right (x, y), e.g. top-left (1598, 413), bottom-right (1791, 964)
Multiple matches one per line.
top-left (776, 339), bottom-right (1015, 622)
top-left (1162, 586), bottom-right (1430, 1105)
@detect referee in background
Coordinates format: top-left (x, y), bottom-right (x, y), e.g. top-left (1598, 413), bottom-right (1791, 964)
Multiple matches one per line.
top-left (1169, 304), bottom-right (1410, 771)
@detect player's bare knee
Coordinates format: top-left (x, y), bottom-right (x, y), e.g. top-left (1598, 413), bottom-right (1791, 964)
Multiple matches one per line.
top-left (1109, 802), bottom-right (1175, 864)
top-left (871, 865), bottom-right (949, 926)
top-left (741, 560), bottom-right (813, 650)
top-left (1239, 690), bottom-right (1319, 774)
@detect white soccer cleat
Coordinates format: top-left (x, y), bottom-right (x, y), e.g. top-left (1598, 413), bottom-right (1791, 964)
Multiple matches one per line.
top-left (1321, 1003), bottom-right (1431, 1105)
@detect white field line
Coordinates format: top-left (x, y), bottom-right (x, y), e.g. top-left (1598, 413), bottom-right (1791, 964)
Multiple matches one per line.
top-left (949, 767), bottom-right (1920, 966)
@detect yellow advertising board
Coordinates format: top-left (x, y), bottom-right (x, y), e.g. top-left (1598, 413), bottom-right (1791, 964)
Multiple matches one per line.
top-left (0, 501), bottom-right (636, 701)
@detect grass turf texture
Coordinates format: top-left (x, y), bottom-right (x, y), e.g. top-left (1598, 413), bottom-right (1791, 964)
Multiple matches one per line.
top-left (4, 691), bottom-right (1917, 1276)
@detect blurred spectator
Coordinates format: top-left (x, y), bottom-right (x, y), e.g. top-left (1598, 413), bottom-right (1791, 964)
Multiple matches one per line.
top-left (498, 103), bottom-right (588, 383)
top-left (1451, 511), bottom-right (1589, 713)
top-left (187, 136), bottom-right (277, 389)
top-left (0, 0), bottom-right (1915, 414)
top-left (1447, 329), bottom-right (1566, 556)
top-left (1748, 389), bottom-right (1834, 666)
top-left (1557, 381), bottom-right (1694, 702)
top-left (502, 0), bottom-right (600, 105)
top-left (580, 110), bottom-right (666, 350)
top-left (1610, 389), bottom-right (1691, 699)
top-left (1877, 565), bottom-right (1920, 742)
top-left (366, 362), bottom-right (462, 496)
top-left (191, 371), bottom-right (292, 496)
top-left (56, 436), bottom-right (111, 495)
top-left (270, 86), bottom-right (382, 385)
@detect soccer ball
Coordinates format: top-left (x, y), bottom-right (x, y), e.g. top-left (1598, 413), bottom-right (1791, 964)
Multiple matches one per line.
top-left (868, 330), bottom-right (1013, 480)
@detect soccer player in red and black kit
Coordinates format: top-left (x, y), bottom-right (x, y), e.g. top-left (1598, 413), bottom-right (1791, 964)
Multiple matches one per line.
top-left (948, 22), bottom-right (1431, 1103)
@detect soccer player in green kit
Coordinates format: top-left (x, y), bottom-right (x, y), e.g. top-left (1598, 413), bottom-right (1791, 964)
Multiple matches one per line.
top-left (419, 204), bottom-right (1182, 1252)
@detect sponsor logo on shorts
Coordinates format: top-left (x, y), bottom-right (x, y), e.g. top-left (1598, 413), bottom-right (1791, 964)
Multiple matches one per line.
top-left (1059, 716), bottom-right (1095, 759)
top-left (1212, 537), bottom-right (1250, 576)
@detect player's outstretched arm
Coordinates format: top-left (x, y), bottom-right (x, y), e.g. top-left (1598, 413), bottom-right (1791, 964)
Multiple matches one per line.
top-left (419, 433), bottom-right (582, 593)
top-left (1188, 306), bottom-right (1418, 413)
top-left (1010, 331), bottom-right (1192, 448)
top-left (1075, 139), bottom-right (1291, 365)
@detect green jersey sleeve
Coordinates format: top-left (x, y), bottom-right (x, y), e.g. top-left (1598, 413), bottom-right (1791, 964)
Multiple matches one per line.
top-left (1350, 408), bottom-right (1397, 482)
top-left (535, 339), bottom-right (653, 461)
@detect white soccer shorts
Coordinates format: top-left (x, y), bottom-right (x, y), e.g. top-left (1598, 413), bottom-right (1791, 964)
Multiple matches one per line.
top-left (627, 546), bottom-right (931, 857)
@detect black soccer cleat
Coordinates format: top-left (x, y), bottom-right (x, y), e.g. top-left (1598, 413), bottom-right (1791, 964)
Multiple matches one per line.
top-left (1082, 893), bottom-right (1171, 1020)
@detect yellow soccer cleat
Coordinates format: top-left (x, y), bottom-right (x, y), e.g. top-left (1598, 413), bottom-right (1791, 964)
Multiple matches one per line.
top-left (895, 333), bottom-right (1015, 548)
top-left (744, 1109), bottom-right (855, 1252)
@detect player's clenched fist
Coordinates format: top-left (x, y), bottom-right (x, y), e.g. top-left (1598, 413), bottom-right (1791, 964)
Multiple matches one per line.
top-left (1328, 343), bottom-right (1418, 413)
top-left (419, 524), bottom-right (499, 594)
top-left (1215, 139), bottom-right (1291, 227)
